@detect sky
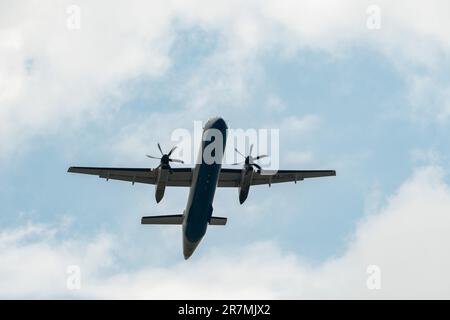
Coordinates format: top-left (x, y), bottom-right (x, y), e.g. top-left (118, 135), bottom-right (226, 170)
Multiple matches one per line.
top-left (1, 0), bottom-right (450, 298)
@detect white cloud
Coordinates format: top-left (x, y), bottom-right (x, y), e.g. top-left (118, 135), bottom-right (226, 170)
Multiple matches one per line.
top-left (1, 166), bottom-right (450, 298)
top-left (104, 111), bottom-right (208, 165)
top-left (0, 0), bottom-right (173, 159)
top-left (2, 0), bottom-right (450, 160)
top-left (0, 220), bottom-right (114, 298)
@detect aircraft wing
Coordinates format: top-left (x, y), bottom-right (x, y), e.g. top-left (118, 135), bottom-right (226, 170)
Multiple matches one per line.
top-left (218, 168), bottom-right (336, 187)
top-left (67, 167), bottom-right (193, 186)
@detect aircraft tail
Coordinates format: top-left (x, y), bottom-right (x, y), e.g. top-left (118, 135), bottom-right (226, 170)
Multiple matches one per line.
top-left (141, 215), bottom-right (227, 226)
top-left (141, 215), bottom-right (183, 225)
top-left (209, 216), bottom-right (227, 226)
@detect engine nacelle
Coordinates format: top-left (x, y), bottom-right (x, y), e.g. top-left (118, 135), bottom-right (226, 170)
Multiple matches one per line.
top-left (155, 167), bottom-right (169, 203)
top-left (238, 168), bottom-right (253, 204)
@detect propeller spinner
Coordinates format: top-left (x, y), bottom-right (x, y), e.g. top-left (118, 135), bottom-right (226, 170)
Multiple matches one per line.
top-left (233, 144), bottom-right (267, 171)
top-left (146, 143), bottom-right (184, 170)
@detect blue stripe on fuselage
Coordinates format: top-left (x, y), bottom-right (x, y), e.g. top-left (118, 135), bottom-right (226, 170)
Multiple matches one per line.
top-left (184, 118), bottom-right (227, 243)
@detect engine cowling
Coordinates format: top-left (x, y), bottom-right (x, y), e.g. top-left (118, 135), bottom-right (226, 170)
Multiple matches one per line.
top-left (232, 144), bottom-right (267, 204)
top-left (146, 143), bottom-right (184, 203)
top-left (155, 167), bottom-right (169, 203)
top-left (238, 168), bottom-right (253, 204)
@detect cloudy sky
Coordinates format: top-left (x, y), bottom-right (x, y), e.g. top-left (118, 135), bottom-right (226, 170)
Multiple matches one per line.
top-left (1, 0), bottom-right (450, 299)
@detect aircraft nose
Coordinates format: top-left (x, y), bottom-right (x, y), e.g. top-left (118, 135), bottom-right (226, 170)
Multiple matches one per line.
top-left (205, 117), bottom-right (227, 131)
top-left (213, 117), bottom-right (227, 131)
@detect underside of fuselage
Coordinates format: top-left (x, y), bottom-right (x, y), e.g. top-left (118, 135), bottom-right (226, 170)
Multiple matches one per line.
top-left (182, 117), bottom-right (228, 259)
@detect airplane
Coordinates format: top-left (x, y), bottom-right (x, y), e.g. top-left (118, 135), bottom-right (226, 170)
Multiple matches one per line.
top-left (68, 117), bottom-right (336, 259)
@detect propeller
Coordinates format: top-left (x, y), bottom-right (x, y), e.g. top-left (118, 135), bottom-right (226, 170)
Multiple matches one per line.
top-left (146, 143), bottom-right (184, 170)
top-left (233, 144), bottom-right (267, 171)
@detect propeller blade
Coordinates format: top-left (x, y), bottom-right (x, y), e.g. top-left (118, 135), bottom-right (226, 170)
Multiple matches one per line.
top-left (157, 143), bottom-right (163, 155)
top-left (168, 146), bottom-right (177, 157)
top-left (249, 144), bottom-right (254, 156)
top-left (231, 161), bottom-right (244, 165)
top-left (255, 155), bottom-right (268, 160)
top-left (169, 158), bottom-right (184, 164)
top-left (252, 163), bottom-right (262, 171)
top-left (234, 148), bottom-right (245, 158)
top-left (146, 155), bottom-right (161, 160)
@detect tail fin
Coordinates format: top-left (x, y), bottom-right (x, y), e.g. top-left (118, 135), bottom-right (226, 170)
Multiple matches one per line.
top-left (141, 214), bottom-right (183, 225)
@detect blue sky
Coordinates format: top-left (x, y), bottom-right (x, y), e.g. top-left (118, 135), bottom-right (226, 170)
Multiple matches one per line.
top-left (1, 1), bottom-right (450, 298)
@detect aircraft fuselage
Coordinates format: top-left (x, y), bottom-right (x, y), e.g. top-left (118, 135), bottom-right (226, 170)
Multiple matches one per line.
top-left (182, 117), bottom-right (228, 259)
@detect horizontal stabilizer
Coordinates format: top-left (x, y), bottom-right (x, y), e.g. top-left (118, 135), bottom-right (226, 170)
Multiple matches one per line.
top-left (209, 216), bottom-right (227, 226)
top-left (141, 214), bottom-right (183, 225)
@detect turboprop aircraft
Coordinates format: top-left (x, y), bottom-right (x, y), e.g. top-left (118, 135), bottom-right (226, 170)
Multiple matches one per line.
top-left (68, 117), bottom-right (336, 259)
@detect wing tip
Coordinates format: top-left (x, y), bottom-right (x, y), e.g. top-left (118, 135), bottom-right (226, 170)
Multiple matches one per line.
top-left (67, 166), bottom-right (82, 173)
